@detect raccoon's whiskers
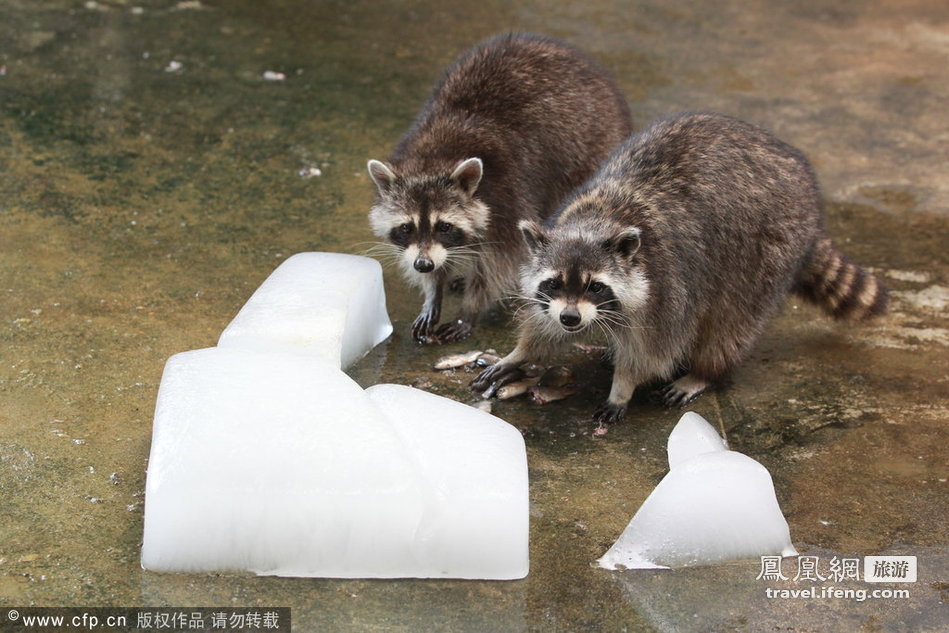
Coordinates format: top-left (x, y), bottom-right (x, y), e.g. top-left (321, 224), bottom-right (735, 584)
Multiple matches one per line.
top-left (360, 241), bottom-right (402, 257)
top-left (592, 319), bottom-right (622, 349)
top-left (360, 242), bottom-right (405, 267)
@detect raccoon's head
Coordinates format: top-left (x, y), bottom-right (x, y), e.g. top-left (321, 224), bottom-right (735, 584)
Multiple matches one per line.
top-left (367, 157), bottom-right (488, 279)
top-left (518, 219), bottom-right (649, 335)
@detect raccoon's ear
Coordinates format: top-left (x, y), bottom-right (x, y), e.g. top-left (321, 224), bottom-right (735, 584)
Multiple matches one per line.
top-left (450, 157), bottom-right (483, 197)
top-left (367, 160), bottom-right (397, 194)
top-left (518, 219), bottom-right (549, 254)
top-left (606, 227), bottom-right (641, 260)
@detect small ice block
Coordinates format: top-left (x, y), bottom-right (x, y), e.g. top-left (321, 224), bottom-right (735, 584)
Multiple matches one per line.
top-left (217, 252), bottom-right (393, 369)
top-left (142, 347), bottom-right (529, 579)
top-left (598, 412), bottom-right (796, 570)
top-left (366, 384), bottom-right (529, 579)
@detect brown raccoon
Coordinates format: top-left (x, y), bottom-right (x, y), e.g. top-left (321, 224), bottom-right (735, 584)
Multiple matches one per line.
top-left (367, 33), bottom-right (633, 343)
top-left (472, 112), bottom-right (888, 423)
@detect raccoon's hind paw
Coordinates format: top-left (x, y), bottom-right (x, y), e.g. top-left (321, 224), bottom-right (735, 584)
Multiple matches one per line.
top-left (656, 374), bottom-right (709, 408)
top-left (434, 318), bottom-right (473, 343)
top-left (471, 362), bottom-right (522, 396)
top-left (593, 401), bottom-right (628, 425)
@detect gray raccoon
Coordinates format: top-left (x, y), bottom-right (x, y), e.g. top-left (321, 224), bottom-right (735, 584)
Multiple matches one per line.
top-left (367, 33), bottom-right (633, 343)
top-left (472, 112), bottom-right (888, 423)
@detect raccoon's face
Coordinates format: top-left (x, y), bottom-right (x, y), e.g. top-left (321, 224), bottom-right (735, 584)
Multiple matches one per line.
top-left (367, 158), bottom-right (488, 278)
top-left (518, 220), bottom-right (648, 335)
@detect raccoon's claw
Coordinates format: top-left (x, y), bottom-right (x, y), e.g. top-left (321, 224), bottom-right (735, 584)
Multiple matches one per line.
top-left (593, 401), bottom-right (628, 425)
top-left (412, 312), bottom-right (439, 342)
top-left (433, 318), bottom-right (473, 343)
top-left (471, 362), bottom-right (521, 395)
top-left (656, 382), bottom-right (705, 408)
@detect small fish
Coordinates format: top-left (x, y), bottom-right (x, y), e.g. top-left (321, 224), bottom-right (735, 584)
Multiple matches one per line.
top-left (434, 350), bottom-right (483, 370)
top-left (528, 384), bottom-right (577, 404)
top-left (475, 352), bottom-right (501, 367)
top-left (537, 365), bottom-right (575, 388)
top-left (496, 376), bottom-right (541, 400)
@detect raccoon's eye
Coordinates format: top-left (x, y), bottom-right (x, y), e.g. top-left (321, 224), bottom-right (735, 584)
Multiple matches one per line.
top-left (435, 221), bottom-right (453, 234)
top-left (588, 281), bottom-right (606, 294)
top-left (398, 223), bottom-right (414, 235)
top-left (539, 278), bottom-right (562, 294)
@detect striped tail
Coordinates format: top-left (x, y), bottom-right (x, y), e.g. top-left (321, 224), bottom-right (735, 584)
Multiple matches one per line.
top-left (795, 237), bottom-right (888, 320)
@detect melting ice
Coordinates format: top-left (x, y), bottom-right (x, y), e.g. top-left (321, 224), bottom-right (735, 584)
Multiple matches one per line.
top-left (141, 253), bottom-right (529, 579)
top-left (598, 412), bottom-right (797, 570)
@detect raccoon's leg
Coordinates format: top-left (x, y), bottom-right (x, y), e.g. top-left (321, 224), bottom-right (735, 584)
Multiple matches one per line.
top-left (593, 368), bottom-right (638, 424)
top-left (412, 274), bottom-right (444, 342)
top-left (434, 272), bottom-right (488, 342)
top-left (594, 339), bottom-right (659, 424)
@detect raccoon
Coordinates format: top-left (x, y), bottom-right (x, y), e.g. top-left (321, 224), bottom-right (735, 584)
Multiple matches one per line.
top-left (472, 112), bottom-right (888, 423)
top-left (367, 33), bottom-right (633, 343)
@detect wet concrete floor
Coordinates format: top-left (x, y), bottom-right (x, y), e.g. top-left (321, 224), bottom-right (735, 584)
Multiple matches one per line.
top-left (1, 0), bottom-right (947, 631)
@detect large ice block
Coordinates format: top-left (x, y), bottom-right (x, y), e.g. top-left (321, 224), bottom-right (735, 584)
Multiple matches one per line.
top-left (598, 412), bottom-right (797, 570)
top-left (217, 252), bottom-right (393, 369)
top-left (142, 347), bottom-right (529, 579)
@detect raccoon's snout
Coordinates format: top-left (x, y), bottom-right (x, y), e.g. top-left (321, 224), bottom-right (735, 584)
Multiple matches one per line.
top-left (559, 308), bottom-right (582, 328)
top-left (414, 256), bottom-right (435, 273)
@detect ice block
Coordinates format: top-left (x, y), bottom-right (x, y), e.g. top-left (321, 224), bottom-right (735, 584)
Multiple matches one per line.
top-left (141, 347), bottom-right (529, 579)
top-left (217, 252), bottom-right (393, 369)
top-left (598, 412), bottom-right (797, 570)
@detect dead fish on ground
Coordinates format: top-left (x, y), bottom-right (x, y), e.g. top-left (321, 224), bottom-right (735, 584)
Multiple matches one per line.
top-left (527, 366), bottom-right (577, 404)
top-left (482, 364), bottom-right (543, 399)
top-left (496, 375), bottom-right (541, 400)
top-left (475, 350), bottom-right (500, 367)
top-left (528, 384), bottom-right (578, 404)
top-left (434, 350), bottom-right (483, 370)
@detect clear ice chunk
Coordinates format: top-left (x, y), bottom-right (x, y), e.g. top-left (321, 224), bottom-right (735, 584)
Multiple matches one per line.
top-left (598, 412), bottom-right (797, 570)
top-left (217, 252), bottom-right (393, 369)
top-left (141, 347), bottom-right (529, 579)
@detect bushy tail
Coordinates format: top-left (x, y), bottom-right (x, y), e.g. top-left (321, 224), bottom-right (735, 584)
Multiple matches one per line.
top-left (795, 237), bottom-right (888, 320)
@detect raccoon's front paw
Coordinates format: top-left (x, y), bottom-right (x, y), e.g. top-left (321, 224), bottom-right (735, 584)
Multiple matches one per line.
top-left (412, 311), bottom-right (439, 342)
top-left (593, 401), bottom-right (628, 425)
top-left (433, 318), bottom-right (473, 343)
top-left (471, 362), bottom-right (522, 396)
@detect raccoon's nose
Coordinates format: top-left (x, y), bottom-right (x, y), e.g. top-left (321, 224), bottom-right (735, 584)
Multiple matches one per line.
top-left (414, 257), bottom-right (435, 273)
top-left (560, 308), bottom-right (582, 328)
